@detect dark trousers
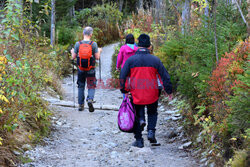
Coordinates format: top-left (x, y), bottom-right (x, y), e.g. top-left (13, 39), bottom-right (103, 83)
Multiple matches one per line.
top-left (135, 88), bottom-right (162, 130)
top-left (133, 100), bottom-right (158, 140)
top-left (77, 69), bottom-right (96, 105)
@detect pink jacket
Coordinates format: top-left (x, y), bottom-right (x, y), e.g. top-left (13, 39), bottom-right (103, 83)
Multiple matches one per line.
top-left (116, 44), bottom-right (138, 69)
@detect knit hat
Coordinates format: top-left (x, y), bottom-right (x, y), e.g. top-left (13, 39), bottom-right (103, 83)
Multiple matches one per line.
top-left (138, 34), bottom-right (151, 48)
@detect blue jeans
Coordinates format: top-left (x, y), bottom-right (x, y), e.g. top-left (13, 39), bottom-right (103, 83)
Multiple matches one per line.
top-left (77, 69), bottom-right (97, 105)
top-left (133, 101), bottom-right (158, 140)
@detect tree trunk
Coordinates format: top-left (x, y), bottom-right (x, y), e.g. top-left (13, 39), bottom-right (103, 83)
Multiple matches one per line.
top-left (248, 0), bottom-right (250, 37)
top-left (69, 0), bottom-right (75, 22)
top-left (233, 0), bottom-right (249, 36)
top-left (155, 0), bottom-right (160, 24)
top-left (139, 0), bottom-right (143, 9)
top-left (204, 0), bottom-right (209, 28)
top-left (213, 0), bottom-right (219, 63)
top-left (50, 0), bottom-right (55, 47)
top-left (119, 0), bottom-right (124, 12)
top-left (181, 0), bottom-right (191, 34)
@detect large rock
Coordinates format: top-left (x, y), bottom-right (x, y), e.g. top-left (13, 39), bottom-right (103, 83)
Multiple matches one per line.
top-left (171, 116), bottom-right (181, 121)
top-left (165, 110), bottom-right (179, 114)
top-left (102, 105), bottom-right (119, 111)
top-left (178, 141), bottom-right (192, 150)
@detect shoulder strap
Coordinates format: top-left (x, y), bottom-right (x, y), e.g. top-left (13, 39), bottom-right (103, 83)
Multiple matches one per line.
top-left (89, 41), bottom-right (93, 46)
top-left (79, 41), bottom-right (82, 45)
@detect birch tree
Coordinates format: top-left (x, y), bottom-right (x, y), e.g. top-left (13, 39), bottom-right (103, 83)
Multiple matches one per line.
top-left (181, 0), bottom-right (191, 34)
top-left (213, 0), bottom-right (218, 63)
top-left (204, 0), bottom-right (209, 17)
top-left (69, 0), bottom-right (75, 22)
top-left (119, 0), bottom-right (124, 12)
top-left (233, 0), bottom-right (249, 36)
top-left (155, 0), bottom-right (161, 24)
top-left (50, 0), bottom-right (55, 47)
top-left (138, 0), bottom-right (143, 9)
top-left (248, 0), bottom-right (250, 36)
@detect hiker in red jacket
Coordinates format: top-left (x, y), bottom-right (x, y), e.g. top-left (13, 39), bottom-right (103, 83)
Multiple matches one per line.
top-left (116, 34), bottom-right (138, 70)
top-left (120, 34), bottom-right (173, 148)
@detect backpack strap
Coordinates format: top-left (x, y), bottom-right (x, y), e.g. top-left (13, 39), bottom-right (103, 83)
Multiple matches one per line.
top-left (89, 41), bottom-right (93, 45)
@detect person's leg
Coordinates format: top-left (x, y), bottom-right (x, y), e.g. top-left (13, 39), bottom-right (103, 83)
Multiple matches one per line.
top-left (77, 70), bottom-right (86, 111)
top-left (132, 104), bottom-right (145, 148)
top-left (86, 69), bottom-right (96, 100)
top-left (138, 106), bottom-right (146, 131)
top-left (158, 87), bottom-right (162, 97)
top-left (86, 69), bottom-right (96, 112)
top-left (147, 100), bottom-right (158, 143)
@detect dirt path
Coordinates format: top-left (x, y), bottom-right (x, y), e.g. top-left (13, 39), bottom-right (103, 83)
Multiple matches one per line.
top-left (21, 43), bottom-right (199, 167)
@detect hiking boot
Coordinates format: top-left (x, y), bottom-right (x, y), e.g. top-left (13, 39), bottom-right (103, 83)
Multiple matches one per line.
top-left (148, 130), bottom-right (157, 143)
top-left (139, 120), bottom-right (146, 131)
top-left (78, 104), bottom-right (84, 111)
top-left (132, 138), bottom-right (144, 148)
top-left (87, 99), bottom-right (94, 112)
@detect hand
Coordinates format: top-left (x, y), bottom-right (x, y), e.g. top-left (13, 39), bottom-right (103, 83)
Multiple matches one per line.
top-left (167, 94), bottom-right (173, 101)
top-left (71, 48), bottom-right (75, 55)
top-left (125, 92), bottom-right (131, 98)
top-left (98, 48), bottom-right (103, 53)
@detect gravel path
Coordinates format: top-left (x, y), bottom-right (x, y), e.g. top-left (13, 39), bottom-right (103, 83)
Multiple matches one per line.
top-left (21, 43), bottom-right (199, 167)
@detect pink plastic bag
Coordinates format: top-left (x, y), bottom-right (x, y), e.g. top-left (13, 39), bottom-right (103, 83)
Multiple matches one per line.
top-left (118, 95), bottom-right (135, 133)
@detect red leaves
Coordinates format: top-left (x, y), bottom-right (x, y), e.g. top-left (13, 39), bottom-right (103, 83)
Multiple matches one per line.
top-left (208, 40), bottom-right (249, 123)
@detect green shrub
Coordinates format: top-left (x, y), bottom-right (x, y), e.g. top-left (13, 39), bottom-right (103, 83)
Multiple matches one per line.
top-left (154, 2), bottom-right (248, 164)
top-left (75, 8), bottom-right (91, 26)
top-left (75, 3), bottom-right (122, 46)
top-left (57, 26), bottom-right (75, 45)
top-left (226, 149), bottom-right (249, 167)
top-left (227, 63), bottom-right (250, 138)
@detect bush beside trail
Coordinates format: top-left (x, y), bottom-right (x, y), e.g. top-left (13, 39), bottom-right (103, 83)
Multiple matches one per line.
top-left (0, 2), bottom-right (72, 166)
top-left (0, 1), bottom-right (123, 166)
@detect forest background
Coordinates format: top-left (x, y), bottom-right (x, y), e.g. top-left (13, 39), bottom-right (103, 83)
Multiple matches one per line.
top-left (0, 0), bottom-right (249, 166)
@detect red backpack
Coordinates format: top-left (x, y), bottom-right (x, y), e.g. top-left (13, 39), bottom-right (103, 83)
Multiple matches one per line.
top-left (77, 41), bottom-right (95, 71)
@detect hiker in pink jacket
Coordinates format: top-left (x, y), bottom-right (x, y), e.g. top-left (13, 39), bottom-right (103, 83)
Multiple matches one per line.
top-left (116, 34), bottom-right (138, 70)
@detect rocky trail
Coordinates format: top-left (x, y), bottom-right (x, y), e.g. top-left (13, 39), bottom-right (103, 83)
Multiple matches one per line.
top-left (20, 43), bottom-right (200, 167)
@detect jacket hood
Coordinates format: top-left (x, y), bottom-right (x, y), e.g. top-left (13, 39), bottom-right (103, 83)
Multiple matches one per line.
top-left (123, 44), bottom-right (138, 54)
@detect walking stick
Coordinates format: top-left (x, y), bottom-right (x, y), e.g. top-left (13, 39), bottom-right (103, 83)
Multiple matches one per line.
top-left (72, 60), bottom-right (75, 108)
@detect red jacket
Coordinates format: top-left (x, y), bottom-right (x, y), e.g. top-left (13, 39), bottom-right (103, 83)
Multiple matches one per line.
top-left (120, 48), bottom-right (172, 105)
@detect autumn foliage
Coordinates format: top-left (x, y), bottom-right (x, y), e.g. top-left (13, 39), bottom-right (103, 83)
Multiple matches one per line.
top-left (208, 40), bottom-right (249, 128)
